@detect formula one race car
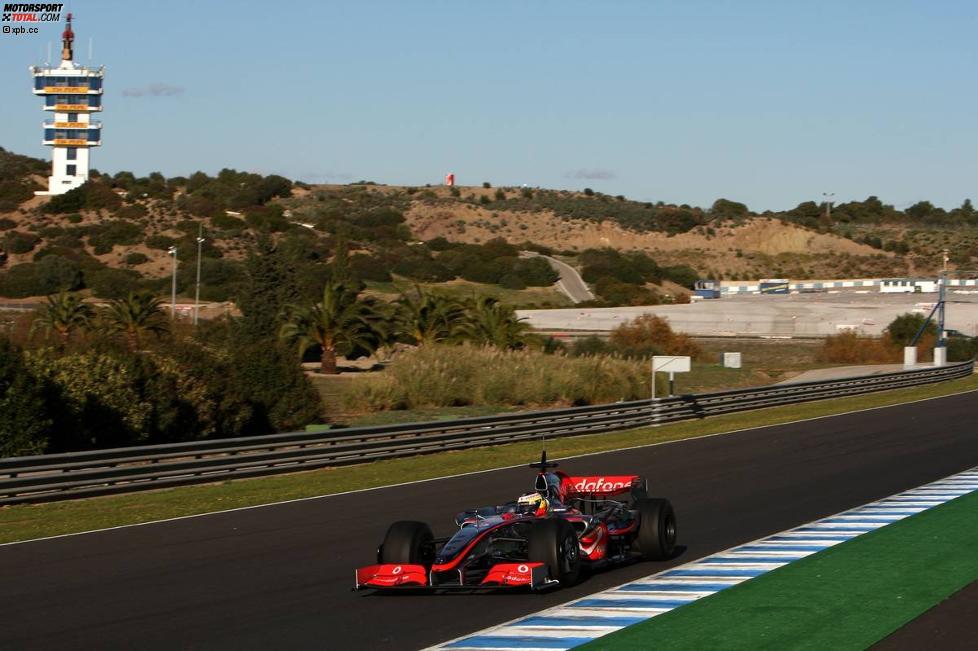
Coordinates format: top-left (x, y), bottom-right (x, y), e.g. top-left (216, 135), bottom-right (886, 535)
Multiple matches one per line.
top-left (355, 451), bottom-right (677, 592)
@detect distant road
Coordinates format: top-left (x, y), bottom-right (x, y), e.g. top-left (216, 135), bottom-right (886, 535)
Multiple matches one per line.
top-left (521, 251), bottom-right (594, 303)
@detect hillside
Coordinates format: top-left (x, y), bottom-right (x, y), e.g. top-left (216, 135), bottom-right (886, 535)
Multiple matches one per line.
top-left (2, 146), bottom-right (973, 308)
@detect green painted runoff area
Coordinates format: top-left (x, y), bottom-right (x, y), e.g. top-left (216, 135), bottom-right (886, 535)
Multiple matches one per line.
top-left (581, 489), bottom-right (978, 651)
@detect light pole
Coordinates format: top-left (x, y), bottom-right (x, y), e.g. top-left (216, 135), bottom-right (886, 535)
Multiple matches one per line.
top-left (822, 192), bottom-right (835, 222)
top-left (194, 224), bottom-right (205, 326)
top-left (167, 245), bottom-right (178, 319)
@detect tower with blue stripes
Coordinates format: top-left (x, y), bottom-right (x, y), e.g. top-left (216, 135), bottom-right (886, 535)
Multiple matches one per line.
top-left (30, 13), bottom-right (104, 195)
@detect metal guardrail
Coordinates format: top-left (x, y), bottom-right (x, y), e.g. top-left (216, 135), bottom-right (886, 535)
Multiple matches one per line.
top-left (0, 360), bottom-right (972, 506)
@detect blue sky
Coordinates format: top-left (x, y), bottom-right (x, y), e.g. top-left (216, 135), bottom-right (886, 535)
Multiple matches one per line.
top-left (2, 0), bottom-right (976, 210)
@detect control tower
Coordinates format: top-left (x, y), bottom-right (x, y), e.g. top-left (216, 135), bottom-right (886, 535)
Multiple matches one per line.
top-left (30, 13), bottom-right (104, 195)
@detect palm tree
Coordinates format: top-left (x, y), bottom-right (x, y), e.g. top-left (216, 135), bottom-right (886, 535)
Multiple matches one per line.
top-left (102, 291), bottom-right (170, 352)
top-left (395, 287), bottom-right (467, 346)
top-left (30, 291), bottom-right (93, 346)
top-left (279, 280), bottom-right (376, 374)
top-left (464, 296), bottom-right (530, 349)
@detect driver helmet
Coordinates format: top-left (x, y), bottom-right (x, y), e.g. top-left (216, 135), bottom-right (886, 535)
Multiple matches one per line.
top-left (517, 492), bottom-right (549, 517)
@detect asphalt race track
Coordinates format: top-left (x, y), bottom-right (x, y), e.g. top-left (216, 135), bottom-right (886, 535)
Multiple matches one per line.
top-left (2, 391), bottom-right (977, 650)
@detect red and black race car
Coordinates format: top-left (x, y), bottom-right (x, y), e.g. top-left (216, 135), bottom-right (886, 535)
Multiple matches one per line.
top-left (355, 451), bottom-right (677, 592)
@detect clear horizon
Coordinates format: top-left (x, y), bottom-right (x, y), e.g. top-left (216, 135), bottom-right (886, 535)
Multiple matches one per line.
top-left (2, 0), bottom-right (976, 211)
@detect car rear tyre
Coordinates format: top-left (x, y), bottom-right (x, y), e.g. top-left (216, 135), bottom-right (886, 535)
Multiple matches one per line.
top-left (379, 521), bottom-right (434, 565)
top-left (527, 519), bottom-right (580, 585)
top-left (635, 498), bottom-right (676, 561)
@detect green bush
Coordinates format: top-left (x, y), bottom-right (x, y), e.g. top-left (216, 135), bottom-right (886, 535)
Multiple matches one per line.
top-left (350, 253), bottom-right (393, 282)
top-left (87, 220), bottom-right (143, 253)
top-left (498, 273), bottom-right (527, 290)
top-left (5, 231), bottom-right (40, 254)
top-left (459, 257), bottom-right (506, 284)
top-left (593, 277), bottom-right (660, 306)
top-left (662, 265), bottom-right (699, 288)
top-left (947, 336), bottom-right (977, 362)
top-left (66, 213), bottom-right (82, 224)
top-left (512, 257), bottom-right (559, 286)
top-left (0, 255), bottom-right (82, 297)
top-left (43, 185), bottom-right (85, 213)
top-left (0, 337), bottom-right (54, 457)
top-left (44, 181), bottom-right (122, 214)
top-left (0, 217), bottom-right (16, 231)
top-left (210, 212), bottom-right (246, 231)
top-left (125, 252), bottom-right (149, 265)
top-left (86, 267), bottom-right (143, 299)
top-left (116, 204), bottom-right (148, 220)
top-left (580, 248), bottom-right (661, 285)
top-left (226, 339), bottom-right (322, 434)
top-left (885, 313), bottom-right (936, 346)
top-left (51, 232), bottom-right (84, 249)
top-left (244, 205), bottom-right (289, 232)
top-left (146, 234), bottom-right (177, 250)
top-left (0, 180), bottom-right (34, 206)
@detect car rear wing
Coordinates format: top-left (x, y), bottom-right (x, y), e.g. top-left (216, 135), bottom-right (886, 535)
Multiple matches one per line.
top-left (563, 475), bottom-right (642, 499)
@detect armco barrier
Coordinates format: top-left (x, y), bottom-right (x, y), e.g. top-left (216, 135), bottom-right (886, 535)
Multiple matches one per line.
top-left (0, 360), bottom-right (971, 505)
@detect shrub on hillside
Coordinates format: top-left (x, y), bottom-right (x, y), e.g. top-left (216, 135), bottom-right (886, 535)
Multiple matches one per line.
top-left (86, 267), bottom-right (142, 299)
top-left (210, 212), bottom-right (246, 231)
top-left (0, 256), bottom-right (82, 297)
top-left (44, 181), bottom-right (121, 214)
top-left (5, 231), bottom-right (40, 254)
top-left (661, 265), bottom-right (699, 288)
top-left (350, 253), bottom-right (393, 282)
top-left (145, 234), bottom-right (177, 250)
top-left (245, 204), bottom-right (289, 232)
top-left (87, 220), bottom-right (144, 253)
top-left (498, 273), bottom-right (527, 290)
top-left (125, 252), bottom-right (149, 265)
top-left (593, 277), bottom-right (660, 306)
top-left (512, 257), bottom-right (559, 286)
top-left (0, 180), bottom-right (33, 206)
top-left (0, 217), bottom-right (16, 231)
top-left (580, 248), bottom-right (661, 285)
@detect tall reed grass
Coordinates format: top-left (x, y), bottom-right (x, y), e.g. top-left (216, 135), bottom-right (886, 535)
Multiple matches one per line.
top-left (345, 344), bottom-right (651, 411)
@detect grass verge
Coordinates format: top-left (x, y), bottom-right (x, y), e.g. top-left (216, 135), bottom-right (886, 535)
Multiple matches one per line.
top-left (1, 374), bottom-right (976, 545)
top-left (580, 489), bottom-right (978, 650)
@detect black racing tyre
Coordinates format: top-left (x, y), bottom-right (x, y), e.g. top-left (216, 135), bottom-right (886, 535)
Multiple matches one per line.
top-left (379, 521), bottom-right (434, 565)
top-left (635, 498), bottom-right (677, 561)
top-left (527, 519), bottom-right (581, 585)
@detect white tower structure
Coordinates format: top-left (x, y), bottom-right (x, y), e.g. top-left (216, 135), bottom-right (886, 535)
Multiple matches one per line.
top-left (30, 13), bottom-right (104, 196)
